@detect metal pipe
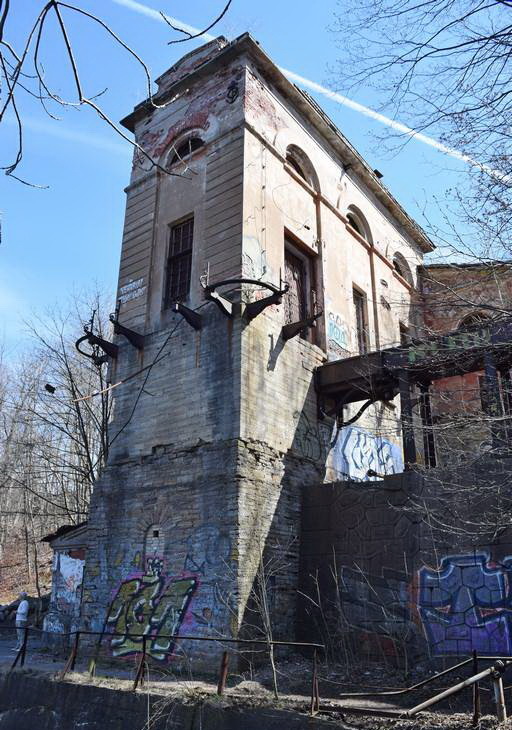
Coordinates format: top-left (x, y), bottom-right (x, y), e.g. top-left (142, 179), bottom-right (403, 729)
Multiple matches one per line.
top-left (492, 669), bottom-right (507, 723)
top-left (472, 650), bottom-right (481, 727)
top-left (337, 657), bottom-right (474, 698)
top-left (407, 666), bottom-right (499, 716)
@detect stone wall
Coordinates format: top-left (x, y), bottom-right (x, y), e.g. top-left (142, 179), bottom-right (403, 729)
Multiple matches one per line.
top-left (299, 456), bottom-right (512, 662)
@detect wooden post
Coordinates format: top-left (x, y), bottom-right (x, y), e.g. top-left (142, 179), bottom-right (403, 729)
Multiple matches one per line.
top-left (217, 651), bottom-right (229, 695)
top-left (310, 649), bottom-right (319, 715)
top-left (20, 627), bottom-right (28, 668)
top-left (133, 636), bottom-right (147, 692)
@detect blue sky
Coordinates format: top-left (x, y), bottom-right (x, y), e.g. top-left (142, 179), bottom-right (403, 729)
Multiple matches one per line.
top-left (0, 0), bottom-right (471, 355)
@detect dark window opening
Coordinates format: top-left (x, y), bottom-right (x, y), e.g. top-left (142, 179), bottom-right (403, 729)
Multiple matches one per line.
top-left (459, 311), bottom-right (490, 328)
top-left (152, 529), bottom-right (159, 538)
top-left (165, 216), bottom-right (194, 306)
top-left (286, 151), bottom-right (307, 181)
top-left (168, 137), bottom-right (204, 167)
top-left (399, 322), bottom-right (410, 345)
top-left (353, 288), bottom-right (369, 354)
top-left (283, 239), bottom-right (315, 340)
top-left (347, 213), bottom-right (364, 238)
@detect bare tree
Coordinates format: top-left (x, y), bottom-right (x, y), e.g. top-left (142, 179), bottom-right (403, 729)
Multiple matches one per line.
top-left (0, 0), bottom-right (233, 184)
top-left (333, 0), bottom-right (512, 269)
top-left (0, 288), bottom-right (112, 597)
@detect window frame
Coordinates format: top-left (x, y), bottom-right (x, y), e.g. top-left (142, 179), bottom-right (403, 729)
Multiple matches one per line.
top-left (166, 135), bottom-right (204, 169)
top-left (283, 234), bottom-right (317, 342)
top-left (352, 285), bottom-right (370, 354)
top-left (164, 215), bottom-right (194, 308)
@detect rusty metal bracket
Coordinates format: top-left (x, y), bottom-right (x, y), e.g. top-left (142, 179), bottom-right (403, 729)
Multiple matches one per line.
top-left (244, 284), bottom-right (289, 322)
top-left (75, 310), bottom-right (118, 364)
top-left (204, 287), bottom-right (233, 317)
top-left (110, 304), bottom-right (145, 350)
top-left (173, 302), bottom-right (202, 330)
top-left (282, 310), bottom-right (323, 341)
top-left (202, 276), bottom-right (287, 320)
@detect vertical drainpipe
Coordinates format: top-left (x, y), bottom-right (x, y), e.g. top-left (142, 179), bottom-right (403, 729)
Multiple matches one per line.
top-left (369, 244), bottom-right (380, 350)
top-left (314, 193), bottom-right (325, 348)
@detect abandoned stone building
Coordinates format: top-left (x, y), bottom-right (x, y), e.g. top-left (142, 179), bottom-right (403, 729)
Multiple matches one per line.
top-left (43, 34), bottom-right (512, 664)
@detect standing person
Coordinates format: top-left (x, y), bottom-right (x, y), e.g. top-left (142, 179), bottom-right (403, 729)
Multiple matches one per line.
top-left (14, 592), bottom-right (29, 651)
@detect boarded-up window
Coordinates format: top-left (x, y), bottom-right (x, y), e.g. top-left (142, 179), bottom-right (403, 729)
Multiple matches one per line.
top-left (284, 247), bottom-right (307, 325)
top-left (353, 288), bottom-right (369, 354)
top-left (165, 216), bottom-right (193, 306)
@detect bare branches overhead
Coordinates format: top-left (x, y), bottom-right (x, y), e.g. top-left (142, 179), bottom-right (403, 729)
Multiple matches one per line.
top-left (0, 1), bottom-right (233, 183)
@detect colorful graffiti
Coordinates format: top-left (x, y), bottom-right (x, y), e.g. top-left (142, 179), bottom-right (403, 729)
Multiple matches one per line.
top-left (418, 552), bottom-right (512, 655)
top-left (106, 557), bottom-right (197, 661)
top-left (327, 311), bottom-right (349, 361)
top-left (330, 426), bottom-right (403, 481)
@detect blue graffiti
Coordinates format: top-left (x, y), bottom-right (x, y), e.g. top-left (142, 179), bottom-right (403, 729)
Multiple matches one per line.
top-left (330, 426), bottom-right (403, 481)
top-left (418, 552), bottom-right (512, 655)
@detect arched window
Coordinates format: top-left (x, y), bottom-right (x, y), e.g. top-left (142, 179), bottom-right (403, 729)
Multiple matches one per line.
top-left (392, 252), bottom-right (413, 285)
top-left (458, 311), bottom-right (490, 329)
top-left (346, 206), bottom-right (372, 244)
top-left (167, 135), bottom-right (204, 168)
top-left (285, 145), bottom-right (319, 191)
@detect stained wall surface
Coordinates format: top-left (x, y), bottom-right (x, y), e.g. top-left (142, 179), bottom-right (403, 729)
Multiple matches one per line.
top-left (79, 34), bottom-right (433, 660)
top-left (299, 457), bottom-right (512, 661)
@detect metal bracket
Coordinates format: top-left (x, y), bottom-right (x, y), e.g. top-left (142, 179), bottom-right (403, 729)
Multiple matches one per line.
top-left (282, 310), bottom-right (323, 341)
top-left (173, 302), bottom-right (202, 330)
top-left (75, 332), bottom-right (117, 367)
top-left (109, 302), bottom-right (145, 349)
top-left (204, 288), bottom-right (233, 318)
top-left (244, 286), bottom-right (289, 322)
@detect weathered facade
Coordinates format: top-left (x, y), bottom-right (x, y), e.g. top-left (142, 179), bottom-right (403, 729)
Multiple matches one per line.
top-left (420, 263), bottom-right (512, 462)
top-left (75, 34), bottom-right (438, 660)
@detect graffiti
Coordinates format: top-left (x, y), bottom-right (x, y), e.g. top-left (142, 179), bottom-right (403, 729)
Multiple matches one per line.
top-left (330, 426), bottom-right (403, 481)
top-left (418, 552), bottom-right (512, 655)
top-left (106, 557), bottom-right (197, 661)
top-left (119, 277), bottom-right (146, 304)
top-left (184, 526), bottom-right (235, 636)
top-left (53, 552), bottom-right (84, 613)
top-left (340, 568), bottom-right (414, 652)
top-left (327, 311), bottom-right (349, 361)
top-left (293, 410), bottom-right (330, 462)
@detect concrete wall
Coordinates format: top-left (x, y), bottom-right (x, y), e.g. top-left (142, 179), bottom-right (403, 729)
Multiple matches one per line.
top-left (299, 456), bottom-right (512, 661)
top-left (0, 674), bottom-right (338, 730)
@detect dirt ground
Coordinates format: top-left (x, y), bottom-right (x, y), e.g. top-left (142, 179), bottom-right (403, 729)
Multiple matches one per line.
top-left (1, 632), bottom-right (511, 729)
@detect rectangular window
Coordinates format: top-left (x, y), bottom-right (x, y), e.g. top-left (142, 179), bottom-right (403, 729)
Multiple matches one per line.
top-left (284, 246), bottom-right (307, 325)
top-left (165, 216), bottom-right (193, 306)
top-left (353, 287), bottom-right (369, 354)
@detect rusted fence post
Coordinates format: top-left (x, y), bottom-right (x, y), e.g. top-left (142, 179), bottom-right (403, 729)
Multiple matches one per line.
top-left (310, 649), bottom-right (320, 715)
top-left (133, 636), bottom-right (147, 692)
top-left (217, 651), bottom-right (229, 695)
top-left (491, 662), bottom-right (507, 723)
top-left (60, 631), bottom-right (80, 681)
top-left (20, 627), bottom-right (28, 668)
top-left (472, 650), bottom-right (481, 727)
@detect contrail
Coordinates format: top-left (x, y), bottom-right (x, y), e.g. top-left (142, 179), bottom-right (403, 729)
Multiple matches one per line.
top-left (113, 0), bottom-right (507, 181)
top-left (5, 115), bottom-right (131, 156)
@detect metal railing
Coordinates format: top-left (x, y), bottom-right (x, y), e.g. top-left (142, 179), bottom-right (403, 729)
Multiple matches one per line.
top-left (0, 625), bottom-right (324, 714)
